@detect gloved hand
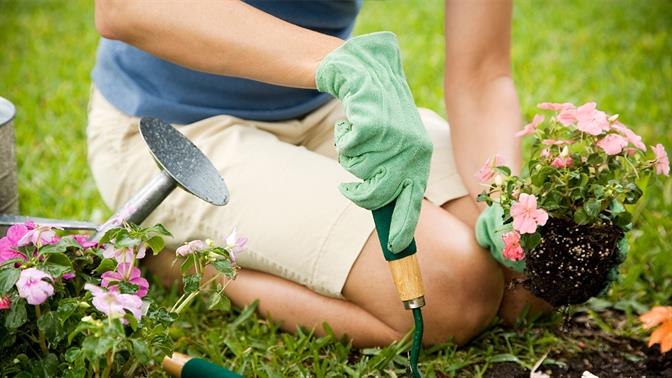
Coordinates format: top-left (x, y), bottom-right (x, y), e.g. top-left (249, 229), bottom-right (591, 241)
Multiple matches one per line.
top-left (315, 32), bottom-right (432, 253)
top-left (475, 203), bottom-right (527, 273)
top-left (475, 203), bottom-right (629, 292)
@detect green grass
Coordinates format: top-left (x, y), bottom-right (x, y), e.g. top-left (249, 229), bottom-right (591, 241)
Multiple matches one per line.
top-left (1, 0), bottom-right (671, 376)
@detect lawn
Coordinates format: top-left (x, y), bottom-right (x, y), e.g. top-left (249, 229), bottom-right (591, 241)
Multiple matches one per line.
top-left (1, 0), bottom-right (670, 376)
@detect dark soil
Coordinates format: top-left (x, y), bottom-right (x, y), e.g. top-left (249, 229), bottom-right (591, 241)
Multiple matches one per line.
top-left (525, 217), bottom-right (624, 307)
top-left (483, 311), bottom-right (672, 378)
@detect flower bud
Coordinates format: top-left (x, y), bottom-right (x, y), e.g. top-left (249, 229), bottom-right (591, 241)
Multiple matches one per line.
top-left (494, 174), bottom-right (504, 186)
top-left (561, 146), bottom-right (570, 157)
top-left (78, 301), bottom-right (90, 309)
top-left (608, 114), bottom-right (619, 122)
top-left (81, 315), bottom-right (95, 323)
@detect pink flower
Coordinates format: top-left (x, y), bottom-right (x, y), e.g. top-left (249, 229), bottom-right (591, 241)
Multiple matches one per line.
top-left (596, 134), bottom-right (629, 155)
top-left (475, 154), bottom-right (506, 183)
top-left (510, 193), bottom-right (549, 234)
top-left (0, 296), bottom-right (11, 310)
top-left (502, 231), bottom-right (525, 261)
top-left (62, 273), bottom-right (76, 280)
top-left (611, 122), bottom-right (646, 151)
top-left (224, 227), bottom-right (247, 263)
top-left (551, 156), bottom-right (573, 168)
top-left (85, 283), bottom-right (143, 322)
top-left (101, 263), bottom-right (149, 297)
top-left (540, 149), bottom-right (551, 159)
top-left (575, 102), bottom-right (610, 135)
top-left (557, 106), bottom-right (578, 126)
top-left (516, 115), bottom-right (544, 137)
top-left (0, 224), bottom-right (29, 263)
top-left (542, 139), bottom-right (573, 145)
top-left (652, 144), bottom-right (670, 176)
top-left (98, 204), bottom-right (138, 233)
top-left (103, 244), bottom-right (146, 264)
top-left (16, 268), bottom-right (54, 305)
top-left (70, 234), bottom-right (98, 249)
top-left (17, 225), bottom-right (59, 247)
top-left (537, 102), bottom-right (575, 111)
top-left (176, 240), bottom-right (206, 257)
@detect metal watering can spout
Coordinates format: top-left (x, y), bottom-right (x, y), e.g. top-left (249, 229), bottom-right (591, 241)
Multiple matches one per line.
top-left (91, 117), bottom-right (229, 240)
top-left (0, 116), bottom-right (230, 239)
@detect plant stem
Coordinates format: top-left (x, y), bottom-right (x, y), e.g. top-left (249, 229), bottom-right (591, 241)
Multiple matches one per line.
top-left (101, 348), bottom-right (114, 378)
top-left (171, 274), bottom-right (228, 314)
top-left (34, 305), bottom-right (48, 355)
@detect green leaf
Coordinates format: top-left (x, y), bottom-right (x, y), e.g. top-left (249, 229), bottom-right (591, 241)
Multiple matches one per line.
top-left (40, 237), bottom-right (81, 254)
top-left (213, 259), bottom-right (234, 278)
top-left (99, 227), bottom-right (125, 245)
top-left (520, 232), bottom-right (542, 250)
top-left (56, 299), bottom-right (80, 325)
top-left (37, 310), bottom-right (59, 340)
top-left (495, 165), bottom-right (511, 176)
top-left (584, 199), bottom-right (602, 218)
top-left (94, 336), bottom-right (115, 356)
top-left (207, 291), bottom-right (231, 312)
top-left (0, 268), bottom-right (20, 295)
top-left (43, 252), bottom-right (73, 277)
top-left (574, 208), bottom-right (590, 225)
top-left (147, 306), bottom-right (178, 326)
top-left (64, 347), bottom-right (81, 363)
top-left (124, 312), bottom-right (138, 332)
top-left (115, 236), bottom-right (140, 249)
top-left (92, 258), bottom-right (116, 275)
top-left (131, 339), bottom-right (150, 363)
top-left (148, 224), bottom-right (172, 237)
top-left (614, 212), bottom-right (632, 228)
top-left (67, 322), bottom-right (98, 345)
top-left (586, 153), bottom-right (602, 165)
top-left (590, 184), bottom-right (605, 198)
top-left (476, 192), bottom-right (492, 204)
top-left (145, 236), bottom-right (165, 254)
top-left (81, 336), bottom-right (99, 358)
top-left (183, 274), bottom-right (201, 294)
top-left (118, 281), bottom-right (139, 295)
top-left (610, 199), bottom-right (625, 214)
top-left (5, 299), bottom-right (27, 330)
top-left (180, 254), bottom-right (195, 275)
top-left (624, 183), bottom-right (643, 204)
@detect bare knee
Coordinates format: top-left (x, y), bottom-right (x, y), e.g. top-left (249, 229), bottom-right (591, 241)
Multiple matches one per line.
top-left (418, 238), bottom-right (505, 346)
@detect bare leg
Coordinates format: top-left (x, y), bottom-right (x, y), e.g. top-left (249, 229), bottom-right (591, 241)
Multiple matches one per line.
top-left (144, 198), bottom-right (504, 347)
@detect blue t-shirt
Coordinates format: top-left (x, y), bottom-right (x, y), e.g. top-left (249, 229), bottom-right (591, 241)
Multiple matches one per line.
top-left (92, 0), bottom-right (362, 124)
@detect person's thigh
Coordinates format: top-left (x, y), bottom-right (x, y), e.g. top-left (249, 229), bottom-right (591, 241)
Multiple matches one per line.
top-left (87, 90), bottom-right (376, 299)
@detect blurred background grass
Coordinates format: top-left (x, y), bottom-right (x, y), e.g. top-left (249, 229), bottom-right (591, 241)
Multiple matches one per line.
top-left (0, 0), bottom-right (670, 376)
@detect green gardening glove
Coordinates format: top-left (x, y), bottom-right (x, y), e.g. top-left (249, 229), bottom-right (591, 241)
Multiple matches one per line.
top-left (315, 32), bottom-right (432, 253)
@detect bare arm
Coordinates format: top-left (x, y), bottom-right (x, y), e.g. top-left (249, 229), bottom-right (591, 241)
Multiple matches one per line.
top-left (94, 0), bottom-right (343, 89)
top-left (444, 0), bottom-right (522, 217)
top-left (444, 1), bottom-right (554, 322)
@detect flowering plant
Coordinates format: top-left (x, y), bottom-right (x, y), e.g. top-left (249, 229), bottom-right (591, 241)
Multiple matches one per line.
top-left (476, 102), bottom-right (669, 305)
top-left (640, 305), bottom-right (672, 354)
top-left (0, 221), bottom-right (242, 377)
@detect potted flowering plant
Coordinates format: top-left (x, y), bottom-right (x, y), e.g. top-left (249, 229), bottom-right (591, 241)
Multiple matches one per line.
top-left (476, 102), bottom-right (670, 307)
top-left (0, 220), bottom-right (243, 377)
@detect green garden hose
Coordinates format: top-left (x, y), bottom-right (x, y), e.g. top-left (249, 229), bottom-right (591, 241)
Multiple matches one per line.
top-left (372, 200), bottom-right (425, 378)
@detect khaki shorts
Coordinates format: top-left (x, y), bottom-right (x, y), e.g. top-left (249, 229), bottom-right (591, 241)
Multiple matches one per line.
top-left (87, 88), bottom-right (468, 298)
